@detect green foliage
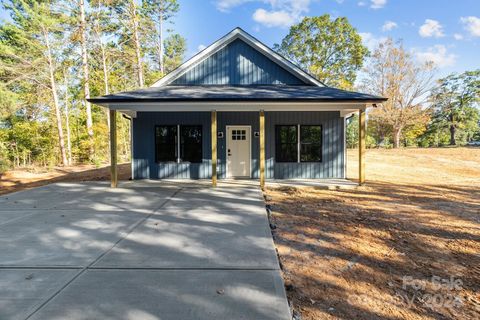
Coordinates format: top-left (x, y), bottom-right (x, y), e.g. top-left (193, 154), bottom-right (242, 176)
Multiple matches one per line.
top-left (346, 114), bottom-right (358, 148)
top-left (163, 33), bottom-right (186, 73)
top-left (428, 70), bottom-right (480, 145)
top-left (0, 0), bottom-right (185, 171)
top-left (274, 15), bottom-right (368, 89)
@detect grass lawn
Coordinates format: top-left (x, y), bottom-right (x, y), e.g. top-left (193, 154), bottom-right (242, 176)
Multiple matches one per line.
top-left (265, 147), bottom-right (480, 320)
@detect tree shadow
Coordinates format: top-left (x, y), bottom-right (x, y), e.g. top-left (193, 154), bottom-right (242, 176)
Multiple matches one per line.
top-left (265, 180), bottom-right (480, 320)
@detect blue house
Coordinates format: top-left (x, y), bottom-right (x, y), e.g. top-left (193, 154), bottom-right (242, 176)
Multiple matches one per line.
top-left (89, 28), bottom-right (386, 188)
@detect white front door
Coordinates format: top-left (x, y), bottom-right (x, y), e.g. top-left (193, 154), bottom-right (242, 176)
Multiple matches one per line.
top-left (226, 126), bottom-right (251, 178)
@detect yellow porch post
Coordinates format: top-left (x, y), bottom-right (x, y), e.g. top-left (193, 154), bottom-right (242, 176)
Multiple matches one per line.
top-left (359, 108), bottom-right (366, 185)
top-left (211, 110), bottom-right (217, 187)
top-left (109, 109), bottom-right (118, 188)
top-left (259, 110), bottom-right (265, 189)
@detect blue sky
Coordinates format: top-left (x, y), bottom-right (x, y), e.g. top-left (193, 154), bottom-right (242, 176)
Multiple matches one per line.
top-left (173, 0), bottom-right (479, 78)
top-left (1, 0), bottom-right (478, 78)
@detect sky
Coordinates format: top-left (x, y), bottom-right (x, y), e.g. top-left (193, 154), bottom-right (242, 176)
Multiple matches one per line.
top-left (172, 0), bottom-right (479, 78)
top-left (0, 0), bottom-right (478, 78)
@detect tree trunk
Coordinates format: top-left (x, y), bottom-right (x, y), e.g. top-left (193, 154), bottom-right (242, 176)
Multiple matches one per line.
top-left (449, 125), bottom-right (456, 146)
top-left (44, 29), bottom-right (68, 166)
top-left (393, 126), bottom-right (402, 148)
top-left (131, 0), bottom-right (144, 87)
top-left (80, 0), bottom-right (94, 159)
top-left (64, 72), bottom-right (72, 165)
top-left (159, 12), bottom-right (164, 74)
top-left (99, 39), bottom-right (111, 129)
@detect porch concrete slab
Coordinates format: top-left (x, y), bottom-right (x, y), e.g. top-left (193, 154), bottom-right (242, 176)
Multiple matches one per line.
top-left (29, 269), bottom-right (291, 320)
top-left (0, 210), bottom-right (148, 267)
top-left (0, 269), bottom-right (78, 320)
top-left (93, 210), bottom-right (279, 269)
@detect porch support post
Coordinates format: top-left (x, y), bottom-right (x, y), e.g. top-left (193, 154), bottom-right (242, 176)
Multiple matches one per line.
top-left (359, 108), bottom-right (366, 185)
top-left (211, 110), bottom-right (217, 187)
top-left (109, 109), bottom-right (118, 188)
top-left (259, 110), bottom-right (265, 189)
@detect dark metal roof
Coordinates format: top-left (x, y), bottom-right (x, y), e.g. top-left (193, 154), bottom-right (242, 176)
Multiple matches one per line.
top-left (88, 85), bottom-right (387, 104)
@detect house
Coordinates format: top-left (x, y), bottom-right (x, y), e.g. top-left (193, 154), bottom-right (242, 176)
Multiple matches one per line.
top-left (89, 28), bottom-right (386, 188)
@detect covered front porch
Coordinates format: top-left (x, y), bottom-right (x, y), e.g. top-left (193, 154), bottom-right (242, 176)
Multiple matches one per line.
top-left (107, 104), bottom-right (368, 189)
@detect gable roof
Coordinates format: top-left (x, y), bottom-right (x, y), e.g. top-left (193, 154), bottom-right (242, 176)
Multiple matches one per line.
top-left (152, 27), bottom-right (324, 87)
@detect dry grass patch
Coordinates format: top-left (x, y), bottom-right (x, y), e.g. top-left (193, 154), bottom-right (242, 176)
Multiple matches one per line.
top-left (266, 148), bottom-right (480, 320)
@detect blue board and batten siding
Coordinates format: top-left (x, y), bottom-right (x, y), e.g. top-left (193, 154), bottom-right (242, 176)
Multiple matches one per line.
top-left (172, 39), bottom-right (306, 85)
top-left (132, 111), bottom-right (345, 179)
top-left (132, 112), bottom-right (212, 179)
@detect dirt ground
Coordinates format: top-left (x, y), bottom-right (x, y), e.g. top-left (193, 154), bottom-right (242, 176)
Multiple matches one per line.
top-left (0, 163), bottom-right (131, 195)
top-left (265, 147), bottom-right (480, 320)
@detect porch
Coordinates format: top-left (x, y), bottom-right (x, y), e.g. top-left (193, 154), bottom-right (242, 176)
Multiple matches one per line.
top-left (107, 108), bottom-right (367, 188)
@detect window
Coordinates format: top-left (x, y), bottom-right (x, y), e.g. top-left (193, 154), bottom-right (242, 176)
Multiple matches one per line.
top-left (155, 126), bottom-right (177, 162)
top-left (275, 124), bottom-right (323, 163)
top-left (300, 125), bottom-right (322, 162)
top-left (155, 125), bottom-right (203, 163)
top-left (181, 126), bottom-right (202, 163)
top-left (275, 125), bottom-right (298, 162)
top-left (231, 129), bottom-right (246, 140)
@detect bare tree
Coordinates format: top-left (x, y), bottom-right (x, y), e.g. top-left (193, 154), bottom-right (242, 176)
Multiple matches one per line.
top-left (63, 69), bottom-right (72, 164)
top-left (79, 0), bottom-right (94, 158)
top-left (360, 39), bottom-right (435, 148)
top-left (43, 26), bottom-right (68, 165)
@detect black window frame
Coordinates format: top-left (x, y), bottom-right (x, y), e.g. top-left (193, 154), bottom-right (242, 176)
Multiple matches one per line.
top-left (274, 124), bottom-right (323, 163)
top-left (155, 125), bottom-right (178, 163)
top-left (275, 125), bottom-right (298, 163)
top-left (300, 125), bottom-right (323, 163)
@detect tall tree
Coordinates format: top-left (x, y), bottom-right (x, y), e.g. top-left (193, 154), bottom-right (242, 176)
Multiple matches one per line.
top-left (274, 15), bottom-right (368, 89)
top-left (163, 33), bottom-right (186, 73)
top-left (429, 70), bottom-right (480, 145)
top-left (0, 0), bottom-right (69, 165)
top-left (143, 0), bottom-right (179, 74)
top-left (360, 39), bottom-right (435, 148)
top-left (78, 0), bottom-right (94, 159)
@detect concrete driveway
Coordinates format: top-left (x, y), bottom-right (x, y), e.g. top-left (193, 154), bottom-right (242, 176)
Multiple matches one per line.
top-left (0, 181), bottom-right (291, 320)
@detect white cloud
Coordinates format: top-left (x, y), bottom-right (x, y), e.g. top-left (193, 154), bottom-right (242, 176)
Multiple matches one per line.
top-left (370, 0), bottom-right (387, 9)
top-left (460, 16), bottom-right (480, 37)
top-left (197, 44), bottom-right (207, 52)
top-left (382, 20), bottom-right (397, 32)
top-left (215, 0), bottom-right (312, 28)
top-left (252, 9), bottom-right (296, 28)
top-left (359, 32), bottom-right (387, 50)
top-left (215, 0), bottom-right (253, 12)
top-left (415, 45), bottom-right (456, 68)
top-left (418, 19), bottom-right (444, 38)
top-left (453, 33), bottom-right (463, 40)
top-left (357, 1), bottom-right (366, 6)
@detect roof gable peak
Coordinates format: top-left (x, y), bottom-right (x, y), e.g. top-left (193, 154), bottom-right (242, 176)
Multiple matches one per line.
top-left (151, 27), bottom-right (324, 87)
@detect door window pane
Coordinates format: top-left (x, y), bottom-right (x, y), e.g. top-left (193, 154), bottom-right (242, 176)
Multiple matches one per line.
top-left (300, 125), bottom-right (322, 162)
top-left (181, 125), bottom-right (202, 163)
top-left (275, 125), bottom-right (298, 162)
top-left (155, 126), bottom-right (177, 162)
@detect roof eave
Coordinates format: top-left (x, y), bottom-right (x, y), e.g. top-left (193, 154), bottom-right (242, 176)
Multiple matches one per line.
top-left (88, 97), bottom-right (387, 104)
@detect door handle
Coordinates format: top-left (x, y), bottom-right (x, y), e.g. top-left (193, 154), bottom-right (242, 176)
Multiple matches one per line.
top-left (228, 149), bottom-right (231, 156)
